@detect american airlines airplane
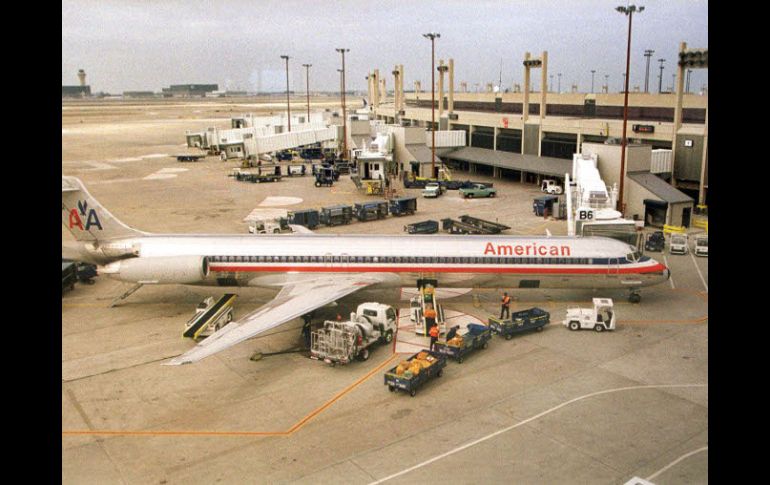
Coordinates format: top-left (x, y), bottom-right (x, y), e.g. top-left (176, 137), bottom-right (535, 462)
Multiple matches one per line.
top-left (62, 176), bottom-right (670, 365)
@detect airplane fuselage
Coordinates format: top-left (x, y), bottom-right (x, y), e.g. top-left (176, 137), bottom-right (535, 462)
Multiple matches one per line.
top-left (100, 233), bottom-right (669, 291)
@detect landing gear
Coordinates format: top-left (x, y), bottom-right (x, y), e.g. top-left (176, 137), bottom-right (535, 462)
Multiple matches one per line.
top-left (628, 291), bottom-right (641, 304)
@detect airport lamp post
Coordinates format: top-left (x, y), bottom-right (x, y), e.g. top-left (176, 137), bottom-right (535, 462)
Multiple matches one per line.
top-left (657, 58), bottom-right (665, 94)
top-left (336, 48), bottom-right (349, 160)
top-left (644, 49), bottom-right (654, 92)
top-left (615, 4), bottom-right (644, 214)
top-left (302, 63), bottom-right (312, 122)
top-left (550, 74), bottom-right (553, 92)
top-left (591, 70), bottom-right (596, 93)
top-left (557, 72), bottom-right (561, 93)
top-left (423, 32), bottom-right (440, 178)
top-left (604, 74), bottom-right (609, 93)
top-left (281, 55), bottom-right (291, 132)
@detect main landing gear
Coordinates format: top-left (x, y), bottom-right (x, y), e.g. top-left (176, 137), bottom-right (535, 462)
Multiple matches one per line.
top-left (628, 290), bottom-right (641, 304)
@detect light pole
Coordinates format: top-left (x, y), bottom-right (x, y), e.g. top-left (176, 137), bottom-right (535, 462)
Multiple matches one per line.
top-left (591, 70), bottom-right (596, 93)
top-left (615, 4), bottom-right (644, 214)
top-left (657, 58), bottom-right (665, 93)
top-left (302, 63), bottom-right (312, 122)
top-left (622, 73), bottom-right (626, 93)
top-left (686, 68), bottom-right (692, 94)
top-left (335, 48), bottom-right (349, 160)
top-left (604, 74), bottom-right (609, 93)
top-left (644, 49), bottom-right (654, 92)
top-left (557, 72), bottom-right (562, 93)
top-left (423, 32), bottom-right (440, 178)
top-left (671, 73), bottom-right (675, 92)
top-left (550, 74), bottom-right (553, 92)
top-left (280, 55), bottom-right (291, 131)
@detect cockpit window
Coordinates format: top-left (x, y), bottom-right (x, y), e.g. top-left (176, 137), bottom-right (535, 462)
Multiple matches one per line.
top-left (626, 250), bottom-right (641, 262)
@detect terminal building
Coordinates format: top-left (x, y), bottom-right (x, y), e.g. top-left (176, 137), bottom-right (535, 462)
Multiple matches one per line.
top-left (161, 84), bottom-right (219, 97)
top-left (363, 43), bottom-right (707, 227)
top-left (62, 69), bottom-right (91, 98)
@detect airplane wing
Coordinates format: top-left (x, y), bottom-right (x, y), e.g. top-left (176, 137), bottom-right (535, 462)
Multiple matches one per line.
top-left (164, 275), bottom-right (383, 365)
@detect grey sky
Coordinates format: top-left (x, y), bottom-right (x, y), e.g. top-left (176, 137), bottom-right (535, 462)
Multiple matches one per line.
top-left (62, 0), bottom-right (708, 94)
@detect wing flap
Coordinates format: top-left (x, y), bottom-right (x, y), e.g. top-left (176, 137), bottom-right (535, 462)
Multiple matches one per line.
top-left (164, 275), bottom-right (380, 365)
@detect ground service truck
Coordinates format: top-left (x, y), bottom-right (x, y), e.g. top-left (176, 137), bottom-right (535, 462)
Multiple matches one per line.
top-left (310, 303), bottom-right (397, 365)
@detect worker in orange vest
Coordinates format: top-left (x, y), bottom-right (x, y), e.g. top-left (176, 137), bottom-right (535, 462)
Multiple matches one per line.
top-left (428, 322), bottom-right (440, 352)
top-left (500, 292), bottom-right (511, 319)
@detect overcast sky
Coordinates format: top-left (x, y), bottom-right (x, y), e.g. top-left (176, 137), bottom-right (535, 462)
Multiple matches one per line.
top-left (62, 0), bottom-right (708, 94)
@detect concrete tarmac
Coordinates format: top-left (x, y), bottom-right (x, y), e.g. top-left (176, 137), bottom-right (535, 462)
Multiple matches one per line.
top-left (62, 99), bottom-right (708, 484)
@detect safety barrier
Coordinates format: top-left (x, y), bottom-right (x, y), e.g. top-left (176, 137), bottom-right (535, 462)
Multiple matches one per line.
top-left (663, 224), bottom-right (686, 235)
top-left (692, 218), bottom-right (708, 232)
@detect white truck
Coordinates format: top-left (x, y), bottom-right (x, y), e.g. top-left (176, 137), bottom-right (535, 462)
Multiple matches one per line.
top-left (694, 234), bottom-right (708, 257)
top-left (310, 302), bottom-right (398, 365)
top-left (248, 218), bottom-right (291, 234)
top-left (669, 233), bottom-right (689, 255)
top-left (422, 182), bottom-right (445, 198)
top-left (541, 179), bottom-right (563, 195)
top-left (563, 298), bottom-right (616, 332)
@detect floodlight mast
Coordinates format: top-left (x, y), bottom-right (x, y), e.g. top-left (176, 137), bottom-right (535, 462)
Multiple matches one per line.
top-left (615, 4), bottom-right (644, 214)
top-left (423, 32), bottom-right (440, 178)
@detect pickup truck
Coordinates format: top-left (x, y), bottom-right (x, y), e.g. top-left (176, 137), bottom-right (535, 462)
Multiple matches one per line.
top-left (459, 183), bottom-right (497, 199)
top-left (422, 182), bottom-right (445, 198)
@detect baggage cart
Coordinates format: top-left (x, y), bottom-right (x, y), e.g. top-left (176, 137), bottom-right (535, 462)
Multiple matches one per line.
top-left (433, 323), bottom-right (492, 363)
top-left (404, 220), bottom-right (439, 234)
top-left (320, 205), bottom-right (353, 226)
top-left (354, 200), bottom-right (389, 221)
top-left (389, 197), bottom-right (417, 216)
top-left (288, 209), bottom-right (320, 229)
top-left (488, 307), bottom-right (550, 340)
top-left (384, 350), bottom-right (447, 397)
top-left (458, 215), bottom-right (510, 234)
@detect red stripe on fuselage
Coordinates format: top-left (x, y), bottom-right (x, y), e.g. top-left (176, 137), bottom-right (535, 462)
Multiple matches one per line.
top-left (208, 263), bottom-right (667, 275)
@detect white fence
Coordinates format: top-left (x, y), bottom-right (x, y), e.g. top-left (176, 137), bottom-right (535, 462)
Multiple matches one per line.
top-left (427, 130), bottom-right (466, 147)
top-left (650, 149), bottom-right (672, 174)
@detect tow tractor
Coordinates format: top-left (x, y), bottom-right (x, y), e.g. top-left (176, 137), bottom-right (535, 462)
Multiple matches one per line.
top-left (644, 231), bottom-right (665, 252)
top-left (563, 298), bottom-right (616, 332)
top-left (540, 179), bottom-right (563, 195)
top-left (694, 234), bottom-right (708, 257)
top-left (310, 303), bottom-right (397, 366)
top-left (183, 294), bottom-right (237, 340)
top-left (669, 233), bottom-right (689, 255)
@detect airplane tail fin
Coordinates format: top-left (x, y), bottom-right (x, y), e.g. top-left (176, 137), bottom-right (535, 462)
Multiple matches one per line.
top-left (62, 176), bottom-right (145, 242)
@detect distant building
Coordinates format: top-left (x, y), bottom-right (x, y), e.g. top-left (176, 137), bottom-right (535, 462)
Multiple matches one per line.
top-left (62, 85), bottom-right (91, 98)
top-left (161, 84), bottom-right (218, 97)
top-left (123, 91), bottom-right (158, 98)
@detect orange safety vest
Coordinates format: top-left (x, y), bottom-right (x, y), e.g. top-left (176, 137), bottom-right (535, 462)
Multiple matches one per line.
top-left (502, 295), bottom-right (511, 306)
top-left (429, 325), bottom-right (439, 338)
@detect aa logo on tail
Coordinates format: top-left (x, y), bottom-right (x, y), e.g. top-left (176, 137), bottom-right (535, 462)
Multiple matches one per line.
top-left (69, 200), bottom-right (103, 231)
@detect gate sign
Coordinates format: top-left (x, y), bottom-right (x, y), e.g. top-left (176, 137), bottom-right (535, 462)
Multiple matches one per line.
top-left (502, 117), bottom-right (509, 128)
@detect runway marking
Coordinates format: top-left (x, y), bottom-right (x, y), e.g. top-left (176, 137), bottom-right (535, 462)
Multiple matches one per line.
top-left (689, 252), bottom-right (708, 292)
top-left (367, 383), bottom-right (707, 484)
top-left (646, 446), bottom-right (708, 481)
top-left (61, 353), bottom-right (399, 438)
top-left (663, 255), bottom-right (675, 289)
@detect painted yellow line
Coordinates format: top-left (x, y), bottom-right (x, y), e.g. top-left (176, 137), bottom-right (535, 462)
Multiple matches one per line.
top-left (62, 352), bottom-right (399, 438)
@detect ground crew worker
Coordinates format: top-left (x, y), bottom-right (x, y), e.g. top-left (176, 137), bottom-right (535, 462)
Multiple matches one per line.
top-left (500, 292), bottom-right (511, 319)
top-left (429, 323), bottom-right (439, 352)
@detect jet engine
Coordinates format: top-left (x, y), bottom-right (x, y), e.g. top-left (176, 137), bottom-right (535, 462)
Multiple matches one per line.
top-left (99, 256), bottom-right (210, 284)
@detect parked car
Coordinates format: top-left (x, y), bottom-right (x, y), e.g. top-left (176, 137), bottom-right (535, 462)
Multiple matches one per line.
top-left (694, 234), bottom-right (708, 257)
top-left (422, 182), bottom-right (445, 198)
top-left (459, 183), bottom-right (497, 199)
top-left (669, 233), bottom-right (689, 255)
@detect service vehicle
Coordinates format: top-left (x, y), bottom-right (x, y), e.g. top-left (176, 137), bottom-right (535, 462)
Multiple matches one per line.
top-left (422, 182), bottom-right (445, 198)
top-left (276, 151), bottom-right (293, 161)
top-left (314, 167), bottom-right (335, 187)
top-left (248, 218), bottom-right (291, 234)
top-left (183, 294), bottom-right (237, 340)
top-left (459, 183), bottom-right (497, 199)
top-left (694, 234), bottom-right (708, 257)
top-left (76, 262), bottom-right (98, 284)
top-left (176, 154), bottom-right (205, 162)
top-left (354, 200), bottom-right (388, 221)
top-left (62, 260), bottom-right (77, 293)
top-left (320, 205), bottom-right (353, 226)
top-left (540, 179), bottom-right (563, 195)
top-left (384, 350), bottom-right (447, 397)
top-left (300, 147), bottom-right (324, 160)
top-left (433, 323), bottom-right (492, 363)
top-left (644, 231), bottom-right (665, 252)
top-left (286, 164), bottom-right (305, 176)
top-left (287, 209), bottom-right (319, 229)
top-left (404, 220), bottom-right (439, 234)
top-left (669, 233), bottom-right (689, 255)
top-left (310, 302), bottom-right (397, 365)
top-left (563, 298), bottom-right (616, 332)
top-left (488, 307), bottom-right (550, 340)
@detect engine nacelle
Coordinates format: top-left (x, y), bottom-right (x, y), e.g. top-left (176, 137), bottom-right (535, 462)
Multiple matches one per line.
top-left (100, 256), bottom-right (209, 284)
